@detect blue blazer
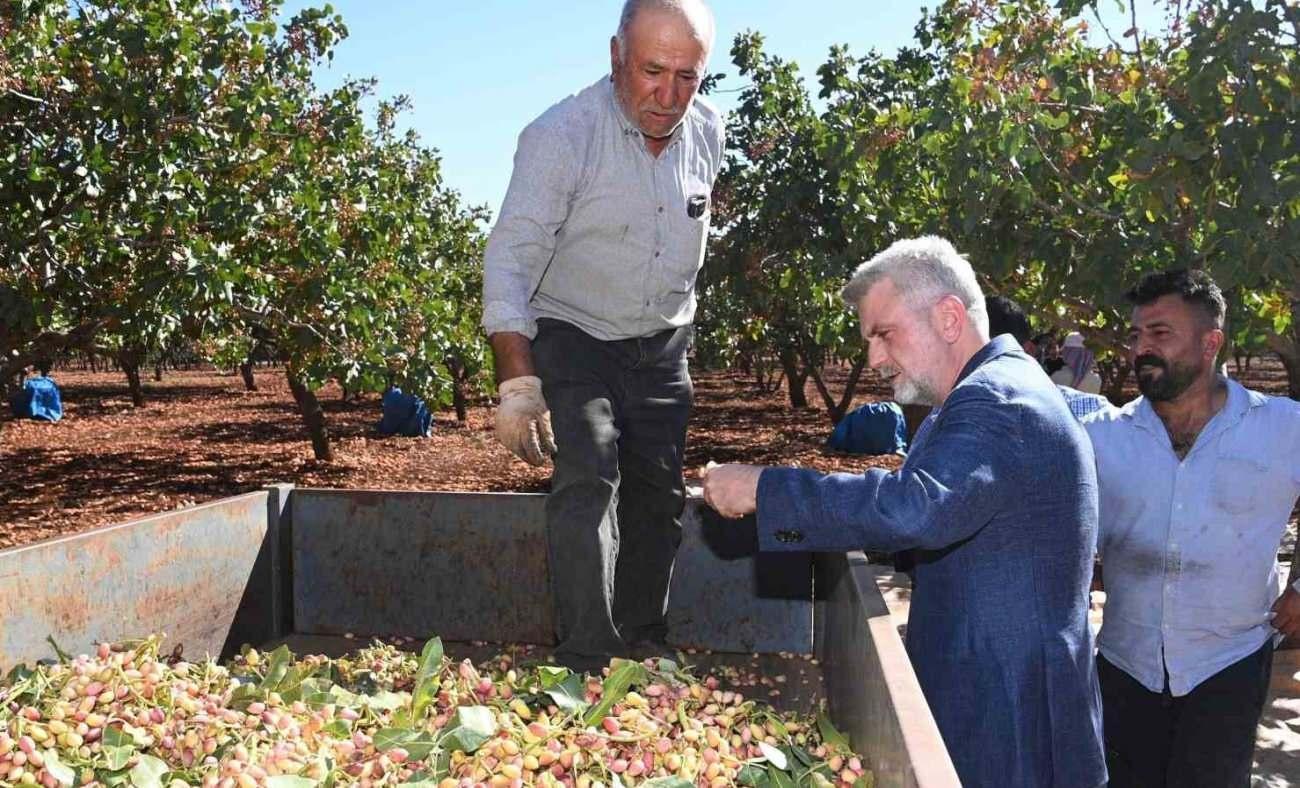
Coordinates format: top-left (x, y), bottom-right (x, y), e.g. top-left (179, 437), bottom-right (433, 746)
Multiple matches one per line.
top-left (757, 336), bottom-right (1106, 788)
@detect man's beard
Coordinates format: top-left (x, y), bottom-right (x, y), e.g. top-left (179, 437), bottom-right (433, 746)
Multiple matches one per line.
top-left (887, 368), bottom-right (942, 407)
top-left (1134, 354), bottom-right (1201, 402)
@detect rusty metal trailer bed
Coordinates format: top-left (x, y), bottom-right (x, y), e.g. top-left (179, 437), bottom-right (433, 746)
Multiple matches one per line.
top-left (0, 486), bottom-right (959, 787)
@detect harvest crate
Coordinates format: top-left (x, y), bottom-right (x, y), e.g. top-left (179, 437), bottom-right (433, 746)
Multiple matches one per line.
top-left (0, 487), bottom-right (958, 787)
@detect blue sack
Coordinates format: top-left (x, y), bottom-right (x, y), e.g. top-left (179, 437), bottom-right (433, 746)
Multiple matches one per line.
top-left (9, 376), bottom-right (63, 423)
top-left (376, 387), bottom-right (432, 437)
top-left (827, 401), bottom-right (907, 455)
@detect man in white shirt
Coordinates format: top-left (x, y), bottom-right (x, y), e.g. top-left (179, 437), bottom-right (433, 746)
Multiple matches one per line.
top-left (1083, 269), bottom-right (1300, 787)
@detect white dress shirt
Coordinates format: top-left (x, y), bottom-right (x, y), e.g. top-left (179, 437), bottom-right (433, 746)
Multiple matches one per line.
top-left (1083, 378), bottom-right (1300, 695)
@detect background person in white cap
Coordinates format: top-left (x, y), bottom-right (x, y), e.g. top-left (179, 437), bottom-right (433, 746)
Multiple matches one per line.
top-left (1053, 331), bottom-right (1103, 393)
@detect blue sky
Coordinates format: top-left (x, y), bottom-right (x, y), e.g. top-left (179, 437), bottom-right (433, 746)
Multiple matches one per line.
top-left (279, 1), bottom-right (1163, 218)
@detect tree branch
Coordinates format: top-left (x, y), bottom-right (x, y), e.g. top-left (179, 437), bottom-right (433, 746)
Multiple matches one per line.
top-left (1, 321), bottom-right (108, 382)
top-left (1091, 6), bottom-right (1125, 51)
top-left (1021, 126), bottom-right (1126, 223)
top-left (1129, 0), bottom-right (1147, 72)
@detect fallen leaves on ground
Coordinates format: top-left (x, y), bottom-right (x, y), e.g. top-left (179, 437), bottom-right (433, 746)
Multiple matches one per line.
top-left (0, 364), bottom-right (901, 548)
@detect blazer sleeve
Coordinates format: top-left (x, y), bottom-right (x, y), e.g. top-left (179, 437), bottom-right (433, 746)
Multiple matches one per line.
top-left (755, 388), bottom-right (1020, 553)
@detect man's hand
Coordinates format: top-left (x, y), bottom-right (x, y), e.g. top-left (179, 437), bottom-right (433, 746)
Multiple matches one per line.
top-left (1271, 586), bottom-right (1300, 641)
top-left (701, 464), bottom-right (763, 519)
top-left (495, 375), bottom-right (557, 466)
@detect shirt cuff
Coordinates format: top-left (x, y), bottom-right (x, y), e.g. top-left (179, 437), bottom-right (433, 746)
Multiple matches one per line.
top-left (481, 302), bottom-right (538, 340)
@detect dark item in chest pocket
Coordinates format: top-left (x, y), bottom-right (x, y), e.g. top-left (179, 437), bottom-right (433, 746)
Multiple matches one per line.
top-left (687, 193), bottom-right (708, 219)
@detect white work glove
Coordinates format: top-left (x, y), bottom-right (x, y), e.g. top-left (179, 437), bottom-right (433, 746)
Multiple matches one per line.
top-left (494, 375), bottom-right (557, 466)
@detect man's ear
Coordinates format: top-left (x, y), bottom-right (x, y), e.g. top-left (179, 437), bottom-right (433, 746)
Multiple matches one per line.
top-left (1203, 327), bottom-right (1225, 363)
top-left (933, 295), bottom-right (967, 344)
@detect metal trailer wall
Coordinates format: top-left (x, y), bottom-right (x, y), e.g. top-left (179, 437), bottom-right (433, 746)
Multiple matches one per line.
top-left (0, 487), bottom-right (291, 670)
top-left (816, 552), bottom-right (960, 787)
top-left (0, 487), bottom-right (958, 787)
top-left (288, 489), bottom-right (813, 653)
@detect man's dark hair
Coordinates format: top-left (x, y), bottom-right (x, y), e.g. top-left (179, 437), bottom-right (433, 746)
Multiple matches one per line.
top-left (985, 294), bottom-right (1032, 345)
top-left (1125, 269), bottom-right (1226, 330)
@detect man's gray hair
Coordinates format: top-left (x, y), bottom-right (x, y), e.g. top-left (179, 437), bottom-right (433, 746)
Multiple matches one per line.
top-left (841, 236), bottom-right (989, 334)
top-left (615, 0), bottom-right (715, 61)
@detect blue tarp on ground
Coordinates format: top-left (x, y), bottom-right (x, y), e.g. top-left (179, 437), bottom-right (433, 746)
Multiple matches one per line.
top-left (9, 376), bottom-right (63, 422)
top-left (376, 387), bottom-right (432, 437)
top-left (827, 400), bottom-right (907, 455)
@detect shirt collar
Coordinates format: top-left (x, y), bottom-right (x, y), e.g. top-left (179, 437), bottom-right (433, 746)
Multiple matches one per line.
top-left (1127, 375), bottom-right (1261, 437)
top-left (952, 334), bottom-right (1023, 388)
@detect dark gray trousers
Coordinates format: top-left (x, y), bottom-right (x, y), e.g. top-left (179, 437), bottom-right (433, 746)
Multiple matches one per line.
top-left (531, 319), bottom-right (692, 661)
top-left (1098, 641), bottom-right (1274, 788)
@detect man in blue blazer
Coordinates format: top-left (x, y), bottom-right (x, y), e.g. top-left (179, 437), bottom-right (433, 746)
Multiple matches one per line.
top-left (703, 236), bottom-right (1106, 788)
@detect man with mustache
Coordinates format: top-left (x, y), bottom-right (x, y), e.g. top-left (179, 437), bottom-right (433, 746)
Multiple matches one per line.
top-left (1082, 269), bottom-right (1300, 787)
top-left (481, 0), bottom-right (723, 671)
top-left (703, 236), bottom-right (1107, 788)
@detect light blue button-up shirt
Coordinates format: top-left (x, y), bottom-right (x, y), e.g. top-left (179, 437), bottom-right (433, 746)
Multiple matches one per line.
top-left (1083, 378), bottom-right (1300, 696)
top-left (481, 76), bottom-right (724, 341)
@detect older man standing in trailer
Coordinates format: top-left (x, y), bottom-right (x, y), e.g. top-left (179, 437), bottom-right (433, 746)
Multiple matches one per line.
top-left (702, 237), bottom-right (1106, 787)
top-left (480, 0), bottom-right (724, 671)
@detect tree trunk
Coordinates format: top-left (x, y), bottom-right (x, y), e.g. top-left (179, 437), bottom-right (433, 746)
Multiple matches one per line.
top-left (1099, 357), bottom-right (1131, 405)
top-left (808, 355), bottom-right (868, 425)
top-left (452, 381), bottom-right (468, 423)
top-left (1268, 295), bottom-right (1300, 401)
top-left (446, 357), bottom-right (469, 423)
top-left (239, 358), bottom-right (257, 391)
top-left (120, 347), bottom-right (145, 407)
top-left (287, 368), bottom-right (332, 461)
top-left (1275, 342), bottom-right (1300, 401)
top-left (0, 377), bottom-right (14, 440)
top-left (778, 349), bottom-right (809, 408)
top-left (444, 358), bottom-right (470, 423)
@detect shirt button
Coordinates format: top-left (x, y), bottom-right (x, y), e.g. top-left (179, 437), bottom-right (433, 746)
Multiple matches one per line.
top-left (658, 206), bottom-right (664, 213)
top-left (654, 251), bottom-right (661, 257)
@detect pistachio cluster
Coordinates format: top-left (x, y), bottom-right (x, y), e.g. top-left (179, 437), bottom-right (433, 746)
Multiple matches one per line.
top-left (0, 637), bottom-right (872, 787)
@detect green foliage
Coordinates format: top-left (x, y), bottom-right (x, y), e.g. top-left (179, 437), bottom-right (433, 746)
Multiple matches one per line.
top-left (698, 33), bottom-right (869, 421)
top-left (1, 0), bottom-right (492, 451)
top-left (701, 0), bottom-right (1300, 400)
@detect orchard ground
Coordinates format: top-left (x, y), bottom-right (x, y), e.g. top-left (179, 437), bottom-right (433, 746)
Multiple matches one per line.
top-left (2, 358), bottom-right (1297, 784)
top-left (0, 362), bottom-right (911, 545)
top-left (1, 357), bottom-right (1292, 546)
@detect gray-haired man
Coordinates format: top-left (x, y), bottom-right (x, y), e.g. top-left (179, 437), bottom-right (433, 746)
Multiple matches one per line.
top-left (704, 237), bottom-right (1106, 787)
top-left (481, 0), bottom-right (723, 671)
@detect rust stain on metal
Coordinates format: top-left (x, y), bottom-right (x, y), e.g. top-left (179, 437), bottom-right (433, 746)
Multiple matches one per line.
top-left (131, 582), bottom-right (238, 659)
top-left (48, 587), bottom-right (92, 632)
top-left (0, 492), bottom-right (270, 673)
